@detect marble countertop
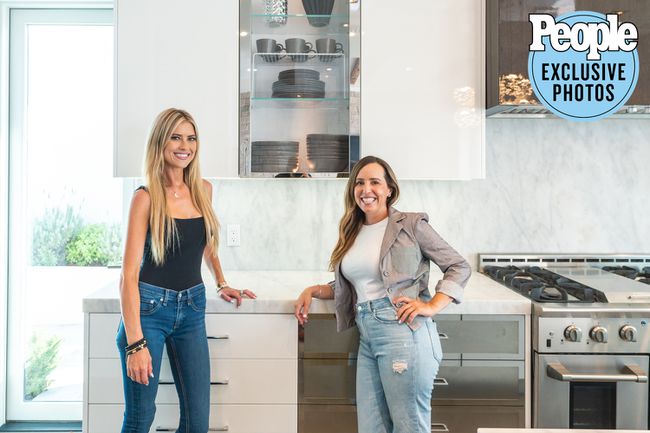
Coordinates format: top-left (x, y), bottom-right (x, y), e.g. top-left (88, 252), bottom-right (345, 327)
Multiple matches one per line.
top-left (83, 271), bottom-right (530, 315)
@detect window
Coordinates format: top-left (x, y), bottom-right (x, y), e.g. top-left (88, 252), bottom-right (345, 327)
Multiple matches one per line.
top-left (7, 8), bottom-right (117, 420)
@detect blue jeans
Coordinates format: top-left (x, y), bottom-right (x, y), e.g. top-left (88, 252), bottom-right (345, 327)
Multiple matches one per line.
top-left (355, 297), bottom-right (443, 433)
top-left (116, 282), bottom-right (210, 433)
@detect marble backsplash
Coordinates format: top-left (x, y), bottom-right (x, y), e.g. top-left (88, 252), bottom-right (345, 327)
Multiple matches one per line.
top-left (213, 118), bottom-right (650, 271)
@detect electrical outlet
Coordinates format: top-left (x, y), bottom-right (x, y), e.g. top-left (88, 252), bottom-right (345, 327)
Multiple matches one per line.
top-left (226, 224), bottom-right (240, 247)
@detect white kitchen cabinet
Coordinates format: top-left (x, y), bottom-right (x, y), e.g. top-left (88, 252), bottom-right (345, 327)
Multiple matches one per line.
top-left (88, 358), bottom-right (297, 404)
top-left (87, 314), bottom-right (297, 359)
top-left (361, 0), bottom-right (485, 179)
top-left (88, 404), bottom-right (296, 433)
top-left (114, 0), bottom-right (239, 177)
top-left (83, 313), bottom-right (298, 433)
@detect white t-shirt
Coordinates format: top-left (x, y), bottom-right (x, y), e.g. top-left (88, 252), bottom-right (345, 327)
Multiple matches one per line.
top-left (341, 217), bottom-right (389, 302)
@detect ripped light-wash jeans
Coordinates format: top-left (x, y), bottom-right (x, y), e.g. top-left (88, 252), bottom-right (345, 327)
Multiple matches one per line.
top-left (355, 296), bottom-right (443, 433)
top-left (116, 282), bottom-right (210, 433)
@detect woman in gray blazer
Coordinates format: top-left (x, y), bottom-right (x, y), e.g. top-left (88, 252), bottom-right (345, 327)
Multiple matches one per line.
top-left (294, 155), bottom-right (471, 433)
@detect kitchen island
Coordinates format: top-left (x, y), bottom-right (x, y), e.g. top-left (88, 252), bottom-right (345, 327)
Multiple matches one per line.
top-left (83, 271), bottom-right (531, 433)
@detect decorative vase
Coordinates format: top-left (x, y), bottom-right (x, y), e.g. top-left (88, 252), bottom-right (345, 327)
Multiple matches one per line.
top-left (264, 0), bottom-right (288, 26)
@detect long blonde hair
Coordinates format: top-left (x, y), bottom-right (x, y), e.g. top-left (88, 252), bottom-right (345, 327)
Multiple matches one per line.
top-left (143, 108), bottom-right (220, 265)
top-left (329, 156), bottom-right (400, 270)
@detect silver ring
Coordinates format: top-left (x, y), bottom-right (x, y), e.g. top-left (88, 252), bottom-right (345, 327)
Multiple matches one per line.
top-left (240, 289), bottom-right (244, 296)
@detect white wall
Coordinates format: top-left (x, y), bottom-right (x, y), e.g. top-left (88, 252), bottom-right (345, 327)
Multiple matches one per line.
top-left (213, 118), bottom-right (650, 271)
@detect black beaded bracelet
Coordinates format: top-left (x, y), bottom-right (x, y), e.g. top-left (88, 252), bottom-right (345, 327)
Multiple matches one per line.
top-left (126, 341), bottom-right (147, 356)
top-left (125, 338), bottom-right (147, 354)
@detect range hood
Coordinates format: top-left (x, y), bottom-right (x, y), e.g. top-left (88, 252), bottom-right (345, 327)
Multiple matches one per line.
top-left (489, 104), bottom-right (650, 119)
top-left (486, 0), bottom-right (650, 118)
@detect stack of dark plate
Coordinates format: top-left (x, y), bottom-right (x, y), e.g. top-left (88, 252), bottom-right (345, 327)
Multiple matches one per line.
top-left (306, 134), bottom-right (349, 172)
top-left (251, 141), bottom-right (299, 173)
top-left (272, 69), bottom-right (325, 98)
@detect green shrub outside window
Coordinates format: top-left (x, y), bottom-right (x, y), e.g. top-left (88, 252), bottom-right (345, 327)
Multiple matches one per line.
top-left (32, 206), bottom-right (122, 266)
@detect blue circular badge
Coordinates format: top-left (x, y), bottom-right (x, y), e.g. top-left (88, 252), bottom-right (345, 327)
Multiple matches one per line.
top-left (528, 11), bottom-right (639, 121)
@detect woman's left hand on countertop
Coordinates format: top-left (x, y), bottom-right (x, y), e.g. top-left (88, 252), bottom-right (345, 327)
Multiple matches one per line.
top-left (218, 287), bottom-right (257, 307)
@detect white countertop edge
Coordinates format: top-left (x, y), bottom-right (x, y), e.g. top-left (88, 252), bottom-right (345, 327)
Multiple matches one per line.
top-left (83, 271), bottom-right (531, 315)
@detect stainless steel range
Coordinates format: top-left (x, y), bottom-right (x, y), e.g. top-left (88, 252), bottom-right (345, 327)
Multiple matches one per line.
top-left (479, 254), bottom-right (650, 430)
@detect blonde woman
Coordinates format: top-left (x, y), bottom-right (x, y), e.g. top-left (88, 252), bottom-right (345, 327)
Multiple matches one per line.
top-left (117, 108), bottom-right (255, 433)
top-left (294, 155), bottom-right (470, 433)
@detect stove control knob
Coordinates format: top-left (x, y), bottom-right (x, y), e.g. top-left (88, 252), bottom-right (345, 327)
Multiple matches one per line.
top-left (590, 326), bottom-right (608, 343)
top-left (619, 325), bottom-right (637, 342)
top-left (564, 325), bottom-right (582, 342)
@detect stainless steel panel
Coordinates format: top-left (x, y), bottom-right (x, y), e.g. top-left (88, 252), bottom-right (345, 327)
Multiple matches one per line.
top-left (298, 404), bottom-right (357, 433)
top-left (299, 314), bottom-right (359, 359)
top-left (436, 316), bottom-right (461, 359)
top-left (535, 354), bottom-right (649, 429)
top-left (432, 405), bottom-right (525, 433)
top-left (299, 359), bottom-right (356, 404)
top-left (299, 315), bottom-right (523, 360)
top-left (441, 315), bottom-right (524, 360)
top-left (536, 316), bottom-right (650, 353)
top-left (432, 360), bottom-right (524, 406)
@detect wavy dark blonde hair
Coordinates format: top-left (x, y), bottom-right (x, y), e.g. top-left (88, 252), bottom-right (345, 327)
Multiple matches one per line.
top-left (329, 156), bottom-right (400, 270)
top-left (144, 108), bottom-right (220, 265)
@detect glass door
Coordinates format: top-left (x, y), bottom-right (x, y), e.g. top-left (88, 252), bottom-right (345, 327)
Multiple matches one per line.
top-left (7, 8), bottom-right (120, 420)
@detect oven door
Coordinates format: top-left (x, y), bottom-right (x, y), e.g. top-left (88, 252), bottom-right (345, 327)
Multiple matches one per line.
top-left (535, 354), bottom-right (649, 430)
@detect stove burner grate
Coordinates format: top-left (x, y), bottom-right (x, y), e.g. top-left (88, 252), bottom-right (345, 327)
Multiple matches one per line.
top-left (484, 265), bottom-right (608, 303)
top-left (602, 265), bottom-right (650, 285)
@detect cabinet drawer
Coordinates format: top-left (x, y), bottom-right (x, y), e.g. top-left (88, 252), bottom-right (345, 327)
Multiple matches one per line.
top-left (298, 404), bottom-right (525, 433)
top-left (437, 315), bottom-right (524, 360)
top-left (298, 404), bottom-right (357, 433)
top-left (431, 405), bottom-right (524, 433)
top-left (300, 315), bottom-right (359, 359)
top-left (435, 315), bottom-right (461, 359)
top-left (87, 314), bottom-right (121, 358)
top-left (299, 359), bottom-right (356, 404)
top-left (88, 358), bottom-right (297, 404)
top-left (432, 360), bottom-right (524, 405)
top-left (88, 313), bottom-right (297, 359)
top-left (87, 404), bottom-right (296, 433)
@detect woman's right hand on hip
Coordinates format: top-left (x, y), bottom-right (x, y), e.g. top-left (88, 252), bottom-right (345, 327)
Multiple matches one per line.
top-left (126, 347), bottom-right (153, 385)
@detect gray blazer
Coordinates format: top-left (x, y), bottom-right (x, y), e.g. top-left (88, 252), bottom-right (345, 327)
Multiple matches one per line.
top-left (333, 207), bottom-right (471, 332)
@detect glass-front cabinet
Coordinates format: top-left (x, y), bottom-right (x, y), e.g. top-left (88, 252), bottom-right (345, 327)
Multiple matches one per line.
top-left (240, 0), bottom-right (360, 177)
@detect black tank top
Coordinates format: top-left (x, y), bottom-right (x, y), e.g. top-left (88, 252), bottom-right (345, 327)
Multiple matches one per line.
top-left (139, 217), bottom-right (206, 291)
top-left (136, 188), bottom-right (207, 291)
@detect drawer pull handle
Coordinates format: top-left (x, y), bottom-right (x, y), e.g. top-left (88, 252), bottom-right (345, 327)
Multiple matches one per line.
top-left (438, 333), bottom-right (449, 340)
top-left (433, 378), bottom-right (448, 386)
top-left (156, 425), bottom-right (230, 432)
top-left (160, 381), bottom-right (230, 386)
top-left (207, 335), bottom-right (230, 340)
top-left (431, 423), bottom-right (449, 432)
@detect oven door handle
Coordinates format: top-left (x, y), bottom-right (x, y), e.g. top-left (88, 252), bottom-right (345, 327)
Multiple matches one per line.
top-left (547, 362), bottom-right (648, 383)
